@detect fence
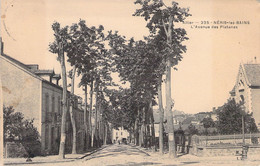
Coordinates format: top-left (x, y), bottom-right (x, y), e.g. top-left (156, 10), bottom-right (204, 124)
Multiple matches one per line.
top-left (190, 133), bottom-right (260, 156)
top-left (192, 133), bottom-right (260, 147)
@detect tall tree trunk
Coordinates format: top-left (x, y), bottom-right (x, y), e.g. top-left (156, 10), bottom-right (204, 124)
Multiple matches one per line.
top-left (58, 42), bottom-right (68, 159)
top-left (84, 84), bottom-right (89, 149)
top-left (132, 126), bottom-right (135, 143)
top-left (163, 15), bottom-right (176, 158)
top-left (134, 109), bottom-right (140, 145)
top-left (69, 66), bottom-right (77, 154)
top-left (165, 59), bottom-right (176, 158)
top-left (98, 105), bottom-right (102, 147)
top-left (158, 75), bottom-right (164, 155)
top-left (149, 99), bottom-right (156, 151)
top-left (146, 121), bottom-right (150, 148)
top-left (139, 107), bottom-right (146, 147)
top-left (104, 123), bottom-right (107, 145)
top-left (139, 126), bottom-right (143, 147)
top-left (165, 61), bottom-right (176, 157)
top-left (94, 80), bottom-right (99, 147)
top-left (89, 80), bottom-right (94, 147)
top-left (144, 107), bottom-right (148, 148)
top-left (129, 130), bottom-right (132, 144)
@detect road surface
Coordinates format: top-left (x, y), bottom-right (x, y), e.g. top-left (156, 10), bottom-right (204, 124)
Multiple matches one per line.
top-left (6, 144), bottom-right (260, 166)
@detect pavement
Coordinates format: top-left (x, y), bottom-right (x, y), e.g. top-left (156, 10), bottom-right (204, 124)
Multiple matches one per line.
top-left (136, 145), bottom-right (260, 166)
top-left (3, 144), bottom-right (260, 166)
top-left (2, 145), bottom-right (108, 166)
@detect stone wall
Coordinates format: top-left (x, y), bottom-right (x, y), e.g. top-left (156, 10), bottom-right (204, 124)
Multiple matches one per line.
top-left (194, 145), bottom-right (260, 157)
top-left (190, 134), bottom-right (260, 156)
top-left (4, 142), bottom-right (27, 158)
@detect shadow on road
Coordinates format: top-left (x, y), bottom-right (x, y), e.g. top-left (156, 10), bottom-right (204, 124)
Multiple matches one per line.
top-left (162, 161), bottom-right (200, 166)
top-left (83, 145), bottom-right (200, 166)
top-left (107, 161), bottom-right (199, 166)
top-left (83, 144), bottom-right (150, 161)
top-left (4, 160), bottom-right (75, 165)
top-left (107, 161), bottom-right (161, 166)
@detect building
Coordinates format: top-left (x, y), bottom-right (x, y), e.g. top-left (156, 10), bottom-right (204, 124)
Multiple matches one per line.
top-left (230, 62), bottom-right (260, 128)
top-left (153, 109), bottom-right (188, 136)
top-left (0, 38), bottom-right (85, 155)
top-left (111, 127), bottom-right (129, 143)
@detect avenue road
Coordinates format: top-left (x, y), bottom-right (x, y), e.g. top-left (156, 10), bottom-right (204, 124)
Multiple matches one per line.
top-left (8, 144), bottom-right (260, 166)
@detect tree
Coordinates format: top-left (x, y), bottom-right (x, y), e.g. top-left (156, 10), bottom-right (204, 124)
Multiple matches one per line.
top-left (66, 20), bottom-right (98, 153)
top-left (201, 117), bottom-right (215, 135)
top-left (217, 99), bottom-right (258, 135)
top-left (49, 22), bottom-right (69, 158)
top-left (66, 21), bottom-right (91, 154)
top-left (4, 106), bottom-right (24, 143)
top-left (107, 34), bottom-right (160, 148)
top-left (134, 0), bottom-right (190, 157)
top-left (3, 106), bottom-right (41, 158)
top-left (68, 67), bottom-right (77, 154)
top-left (49, 20), bottom-right (109, 155)
top-left (186, 124), bottom-right (198, 135)
top-left (73, 21), bottom-right (109, 148)
top-left (157, 78), bottom-right (164, 154)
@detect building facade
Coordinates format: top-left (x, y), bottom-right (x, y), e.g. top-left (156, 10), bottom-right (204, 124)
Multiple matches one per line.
top-left (0, 40), bottom-right (85, 155)
top-left (230, 63), bottom-right (260, 128)
top-left (111, 127), bottom-right (129, 143)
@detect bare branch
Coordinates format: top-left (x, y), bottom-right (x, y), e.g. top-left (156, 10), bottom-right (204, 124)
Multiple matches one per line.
top-left (162, 19), bottom-right (168, 35)
top-left (160, 0), bottom-right (168, 9)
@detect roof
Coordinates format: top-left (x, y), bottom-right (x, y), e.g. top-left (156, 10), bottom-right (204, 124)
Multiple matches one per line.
top-left (34, 69), bottom-right (55, 75)
top-left (229, 85), bottom-right (236, 95)
top-left (182, 117), bottom-right (194, 124)
top-left (243, 64), bottom-right (260, 86)
top-left (1, 53), bottom-right (43, 80)
top-left (1, 54), bottom-right (61, 88)
top-left (53, 74), bottom-right (61, 79)
top-left (2, 53), bottom-right (31, 70)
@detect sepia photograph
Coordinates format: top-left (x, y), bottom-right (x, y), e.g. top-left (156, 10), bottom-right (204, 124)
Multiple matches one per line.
top-left (0, 0), bottom-right (260, 165)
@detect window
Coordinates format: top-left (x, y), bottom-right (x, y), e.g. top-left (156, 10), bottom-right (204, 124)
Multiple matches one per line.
top-left (52, 96), bottom-right (55, 112)
top-left (45, 93), bottom-right (49, 112)
top-left (58, 96), bottom-right (61, 114)
top-left (45, 125), bottom-right (49, 149)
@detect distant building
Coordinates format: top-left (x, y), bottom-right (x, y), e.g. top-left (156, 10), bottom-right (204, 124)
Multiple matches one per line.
top-left (112, 127), bottom-right (129, 143)
top-left (194, 112), bottom-right (210, 122)
top-left (210, 108), bottom-right (218, 121)
top-left (230, 62), bottom-right (260, 128)
top-left (153, 109), bottom-right (189, 136)
top-left (153, 108), bottom-right (218, 135)
top-left (0, 39), bottom-right (85, 155)
top-left (152, 109), bottom-right (161, 137)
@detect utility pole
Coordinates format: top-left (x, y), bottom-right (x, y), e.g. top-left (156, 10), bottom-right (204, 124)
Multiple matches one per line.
top-left (242, 114), bottom-right (245, 146)
top-left (241, 103), bottom-right (248, 160)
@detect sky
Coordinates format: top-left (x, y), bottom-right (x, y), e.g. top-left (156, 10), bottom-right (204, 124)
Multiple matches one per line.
top-left (1, 0), bottom-right (259, 114)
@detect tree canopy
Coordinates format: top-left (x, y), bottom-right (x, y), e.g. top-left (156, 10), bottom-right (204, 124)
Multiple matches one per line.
top-left (4, 105), bottom-right (41, 157)
top-left (217, 99), bottom-right (258, 135)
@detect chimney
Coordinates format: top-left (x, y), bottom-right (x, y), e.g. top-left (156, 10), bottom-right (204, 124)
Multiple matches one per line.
top-left (52, 74), bottom-right (61, 85)
top-left (26, 64), bottom-right (39, 71)
top-left (0, 37), bottom-right (3, 54)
